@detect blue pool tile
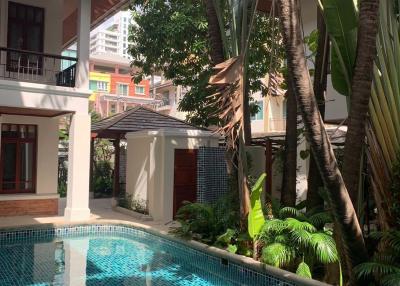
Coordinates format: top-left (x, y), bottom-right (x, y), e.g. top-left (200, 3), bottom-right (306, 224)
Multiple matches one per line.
top-left (0, 225), bottom-right (295, 286)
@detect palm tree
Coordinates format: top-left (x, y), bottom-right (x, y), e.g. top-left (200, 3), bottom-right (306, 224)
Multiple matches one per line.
top-left (342, 0), bottom-right (380, 210)
top-left (307, 6), bottom-right (329, 211)
top-left (281, 76), bottom-right (297, 207)
top-left (205, 0), bottom-right (225, 65)
top-left (276, 0), bottom-right (368, 280)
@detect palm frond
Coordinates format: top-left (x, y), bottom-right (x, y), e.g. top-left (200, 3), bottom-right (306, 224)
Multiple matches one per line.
top-left (278, 207), bottom-right (306, 220)
top-left (261, 242), bottom-right (296, 268)
top-left (296, 262), bottom-right (312, 279)
top-left (309, 232), bottom-right (338, 264)
top-left (285, 218), bottom-right (317, 233)
top-left (290, 229), bottom-right (313, 249)
top-left (382, 273), bottom-right (400, 286)
top-left (307, 212), bottom-right (333, 229)
top-left (354, 262), bottom-right (400, 279)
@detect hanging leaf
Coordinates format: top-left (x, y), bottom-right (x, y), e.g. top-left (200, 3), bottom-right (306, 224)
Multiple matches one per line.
top-left (296, 262), bottom-right (312, 279)
top-left (248, 173), bottom-right (267, 239)
top-left (320, 0), bottom-right (358, 96)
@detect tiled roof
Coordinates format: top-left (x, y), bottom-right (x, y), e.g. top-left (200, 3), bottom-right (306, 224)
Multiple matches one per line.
top-left (91, 106), bottom-right (206, 137)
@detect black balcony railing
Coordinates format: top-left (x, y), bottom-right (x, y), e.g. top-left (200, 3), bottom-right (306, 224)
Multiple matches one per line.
top-left (0, 47), bottom-right (78, 87)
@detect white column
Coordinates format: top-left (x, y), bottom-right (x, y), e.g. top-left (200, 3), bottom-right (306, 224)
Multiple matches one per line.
top-left (76, 0), bottom-right (91, 89)
top-left (64, 113), bottom-right (91, 221)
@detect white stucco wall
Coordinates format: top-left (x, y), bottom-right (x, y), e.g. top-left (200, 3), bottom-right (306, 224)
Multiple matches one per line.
top-left (126, 129), bottom-right (219, 222)
top-left (0, 115), bottom-right (59, 197)
top-left (300, 0), bottom-right (348, 121)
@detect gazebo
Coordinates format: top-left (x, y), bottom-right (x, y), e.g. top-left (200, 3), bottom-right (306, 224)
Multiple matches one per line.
top-left (91, 106), bottom-right (208, 199)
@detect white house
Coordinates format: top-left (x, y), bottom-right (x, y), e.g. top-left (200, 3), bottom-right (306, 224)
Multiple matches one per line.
top-left (0, 0), bottom-right (129, 220)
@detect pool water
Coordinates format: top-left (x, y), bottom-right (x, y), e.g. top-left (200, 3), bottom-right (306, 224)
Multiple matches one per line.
top-left (0, 226), bottom-right (294, 286)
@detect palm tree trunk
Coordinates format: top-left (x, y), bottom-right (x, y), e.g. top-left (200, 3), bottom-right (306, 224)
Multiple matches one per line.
top-left (281, 77), bottom-right (297, 207)
top-left (342, 0), bottom-right (380, 210)
top-left (307, 6), bottom-right (329, 211)
top-left (277, 0), bottom-right (368, 280)
top-left (204, 0), bottom-right (225, 65)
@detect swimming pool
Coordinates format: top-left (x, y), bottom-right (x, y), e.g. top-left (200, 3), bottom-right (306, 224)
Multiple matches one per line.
top-left (0, 224), bottom-right (304, 286)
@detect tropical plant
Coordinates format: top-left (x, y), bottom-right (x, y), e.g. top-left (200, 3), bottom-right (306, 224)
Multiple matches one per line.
top-left (171, 194), bottom-right (240, 244)
top-left (128, 0), bottom-right (284, 127)
top-left (341, 0), bottom-right (380, 213)
top-left (93, 160), bottom-right (113, 198)
top-left (354, 230), bottom-right (400, 285)
top-left (248, 173), bottom-right (267, 239)
top-left (258, 204), bottom-right (338, 280)
top-left (276, 0), bottom-right (368, 280)
top-left (367, 0), bottom-right (400, 229)
top-left (307, 7), bottom-right (330, 211)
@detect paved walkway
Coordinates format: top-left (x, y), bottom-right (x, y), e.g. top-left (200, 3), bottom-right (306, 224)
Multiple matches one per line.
top-left (0, 198), bottom-right (175, 232)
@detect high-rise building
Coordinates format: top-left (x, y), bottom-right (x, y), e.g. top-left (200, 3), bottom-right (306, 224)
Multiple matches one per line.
top-left (90, 10), bottom-right (131, 58)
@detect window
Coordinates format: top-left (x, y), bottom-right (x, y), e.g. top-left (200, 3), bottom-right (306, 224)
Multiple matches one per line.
top-left (251, 101), bottom-right (264, 121)
top-left (135, 85), bottom-right (145, 95)
top-left (7, 2), bottom-right (44, 72)
top-left (97, 81), bottom-right (108, 91)
top-left (117, 83), bottom-right (129, 96)
top-left (162, 91), bottom-right (170, 105)
top-left (283, 99), bottom-right (287, 119)
top-left (0, 124), bottom-right (37, 194)
top-left (110, 103), bottom-right (116, 114)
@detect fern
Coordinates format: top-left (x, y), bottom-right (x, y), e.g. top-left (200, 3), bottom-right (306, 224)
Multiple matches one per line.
top-left (296, 262), bottom-right (312, 279)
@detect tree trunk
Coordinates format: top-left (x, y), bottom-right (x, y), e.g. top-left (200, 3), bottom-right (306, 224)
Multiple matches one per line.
top-left (277, 0), bottom-right (368, 281)
top-left (307, 6), bottom-right (329, 211)
top-left (204, 0), bottom-right (225, 65)
top-left (281, 77), bottom-right (297, 207)
top-left (243, 91), bottom-right (252, 145)
top-left (342, 0), bottom-right (380, 211)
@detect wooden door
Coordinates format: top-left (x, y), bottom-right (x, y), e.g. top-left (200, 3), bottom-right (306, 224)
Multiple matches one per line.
top-left (173, 149), bottom-right (198, 218)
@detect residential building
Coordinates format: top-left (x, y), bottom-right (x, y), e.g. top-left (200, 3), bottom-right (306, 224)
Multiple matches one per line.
top-left (89, 53), bottom-right (158, 118)
top-left (150, 77), bottom-right (187, 120)
top-left (251, 91), bottom-right (287, 136)
top-left (0, 0), bottom-right (129, 220)
top-left (90, 10), bottom-right (131, 58)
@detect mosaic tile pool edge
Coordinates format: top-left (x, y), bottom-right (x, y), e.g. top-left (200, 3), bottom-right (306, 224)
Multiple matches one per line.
top-left (0, 224), bottom-right (310, 286)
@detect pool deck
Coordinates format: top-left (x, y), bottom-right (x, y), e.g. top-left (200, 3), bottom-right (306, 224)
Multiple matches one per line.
top-left (0, 198), bottom-right (176, 232)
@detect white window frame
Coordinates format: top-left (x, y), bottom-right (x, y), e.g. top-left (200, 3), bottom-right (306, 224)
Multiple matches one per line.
top-left (97, 81), bottom-right (108, 91)
top-left (135, 85), bottom-right (145, 95)
top-left (116, 83), bottom-right (129, 96)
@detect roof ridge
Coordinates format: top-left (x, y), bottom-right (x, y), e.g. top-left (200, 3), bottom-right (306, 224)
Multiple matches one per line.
top-left (93, 106), bottom-right (140, 131)
top-left (135, 106), bottom-right (208, 131)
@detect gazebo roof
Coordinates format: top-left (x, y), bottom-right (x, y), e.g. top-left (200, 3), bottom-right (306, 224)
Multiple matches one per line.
top-left (91, 106), bottom-right (206, 139)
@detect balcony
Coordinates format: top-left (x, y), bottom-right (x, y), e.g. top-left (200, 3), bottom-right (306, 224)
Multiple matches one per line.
top-left (0, 47), bottom-right (77, 88)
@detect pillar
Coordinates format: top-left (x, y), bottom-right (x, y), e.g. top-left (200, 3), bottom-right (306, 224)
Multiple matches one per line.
top-left (113, 139), bottom-right (121, 198)
top-left (75, 0), bottom-right (91, 89)
top-left (64, 113), bottom-right (91, 221)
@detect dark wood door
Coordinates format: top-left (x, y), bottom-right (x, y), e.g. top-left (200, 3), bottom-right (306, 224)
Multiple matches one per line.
top-left (173, 149), bottom-right (198, 218)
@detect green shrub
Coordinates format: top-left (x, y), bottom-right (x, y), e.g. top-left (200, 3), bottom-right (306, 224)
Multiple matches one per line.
top-left (258, 204), bottom-right (338, 280)
top-left (118, 194), bottom-right (149, 215)
top-left (171, 194), bottom-right (240, 245)
top-left (93, 160), bottom-right (113, 198)
top-left (354, 230), bottom-right (400, 286)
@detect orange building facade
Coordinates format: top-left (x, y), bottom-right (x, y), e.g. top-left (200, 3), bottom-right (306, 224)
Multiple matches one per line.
top-left (89, 54), bottom-right (158, 118)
